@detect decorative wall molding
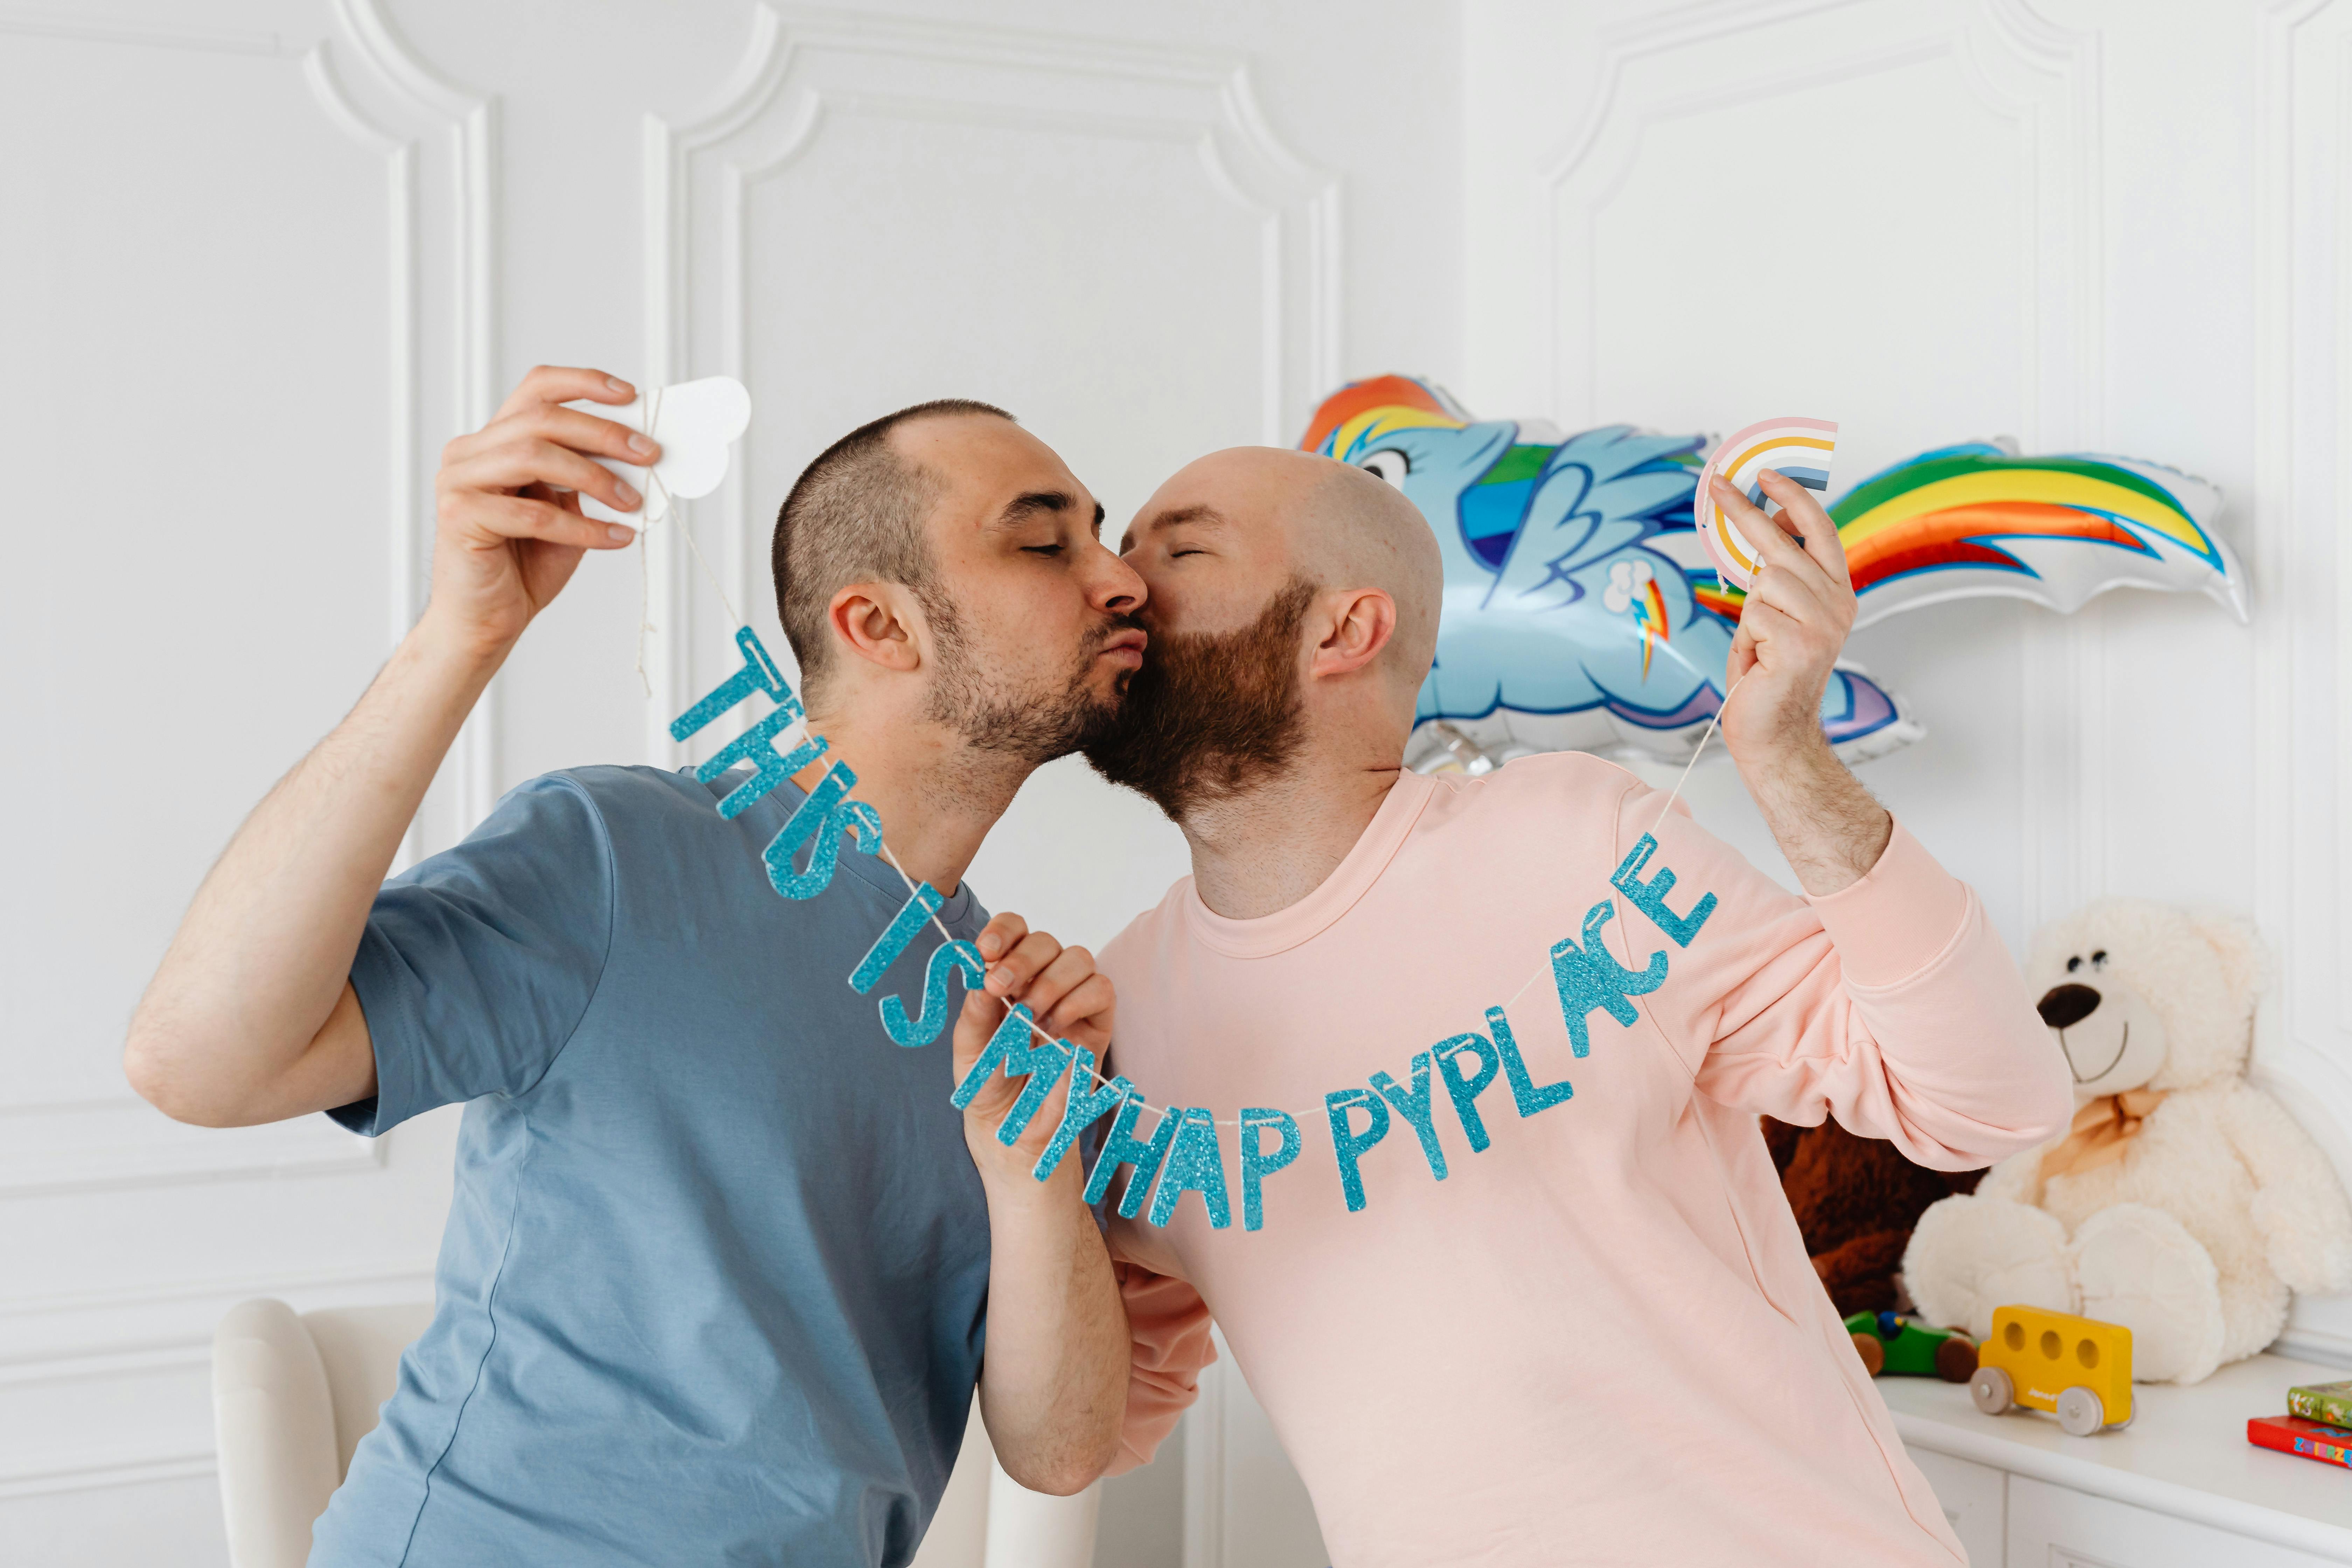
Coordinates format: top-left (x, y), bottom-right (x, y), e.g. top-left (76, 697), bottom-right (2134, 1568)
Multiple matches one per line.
top-left (0, 1256), bottom-right (437, 1497)
top-left (0, 1099), bottom-right (380, 1202)
top-left (2252, 0), bottom-right (2352, 1186)
top-left (327, 0), bottom-right (502, 836)
top-left (1180, 1328), bottom-right (1231, 1568)
top-left (639, 1), bottom-right (1341, 766)
top-left (0, 5), bottom-right (478, 1516)
top-left (0, 3), bottom-right (461, 1186)
top-left (1539, 0), bottom-right (2103, 934)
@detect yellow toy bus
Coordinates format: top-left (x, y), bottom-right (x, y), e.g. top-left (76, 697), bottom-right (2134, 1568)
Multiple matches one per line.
top-left (1968, 1306), bottom-right (2134, 1435)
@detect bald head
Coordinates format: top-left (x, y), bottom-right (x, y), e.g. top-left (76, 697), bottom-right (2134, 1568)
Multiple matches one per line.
top-left (1122, 445), bottom-right (1441, 694)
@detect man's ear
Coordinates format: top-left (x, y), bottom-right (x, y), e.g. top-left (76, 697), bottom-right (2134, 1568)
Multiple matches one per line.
top-left (1310, 588), bottom-right (1397, 680)
top-left (827, 582), bottom-right (925, 677)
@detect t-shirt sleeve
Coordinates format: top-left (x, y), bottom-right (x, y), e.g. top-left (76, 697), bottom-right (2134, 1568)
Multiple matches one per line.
top-left (1596, 776), bottom-right (2070, 1171)
top-left (329, 773), bottom-right (616, 1136)
top-left (1105, 1244), bottom-right (1217, 1476)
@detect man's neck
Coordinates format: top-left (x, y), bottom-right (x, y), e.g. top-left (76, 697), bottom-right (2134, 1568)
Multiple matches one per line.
top-left (1180, 734), bottom-right (1405, 921)
top-left (796, 704), bottom-right (1028, 897)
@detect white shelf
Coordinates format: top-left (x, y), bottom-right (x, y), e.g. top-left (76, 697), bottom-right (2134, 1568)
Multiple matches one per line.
top-left (1880, 1351), bottom-right (2352, 1562)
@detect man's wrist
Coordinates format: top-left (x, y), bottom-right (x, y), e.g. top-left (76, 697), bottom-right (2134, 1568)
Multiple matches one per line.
top-left (970, 1135), bottom-right (1081, 1207)
top-left (409, 603), bottom-right (522, 681)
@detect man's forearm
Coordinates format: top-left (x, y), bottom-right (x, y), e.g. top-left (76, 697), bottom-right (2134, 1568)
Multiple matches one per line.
top-left (125, 613), bottom-right (507, 1124)
top-left (974, 1162), bottom-right (1129, 1495)
top-left (1735, 737), bottom-right (1891, 898)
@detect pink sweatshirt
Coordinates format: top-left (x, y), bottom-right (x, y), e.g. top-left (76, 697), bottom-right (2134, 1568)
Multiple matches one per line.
top-left (1098, 755), bottom-right (2070, 1568)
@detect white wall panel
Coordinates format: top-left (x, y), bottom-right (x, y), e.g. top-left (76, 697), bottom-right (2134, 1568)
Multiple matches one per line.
top-left (1465, 0), bottom-right (2352, 1385)
top-left (0, 0), bottom-right (473, 1531)
top-left (0, 1), bottom-right (1460, 1561)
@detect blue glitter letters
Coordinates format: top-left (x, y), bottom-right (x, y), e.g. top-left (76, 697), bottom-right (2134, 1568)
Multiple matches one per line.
top-left (1609, 835), bottom-right (1717, 947)
top-left (949, 1003), bottom-right (1073, 1145)
top-left (1549, 899), bottom-right (1668, 1056)
top-left (670, 626), bottom-right (791, 742)
top-left (849, 880), bottom-right (946, 991)
top-left (1032, 1048), bottom-right (1134, 1181)
top-left (1490, 1005), bottom-right (1572, 1116)
top-left (1370, 1052), bottom-right (1448, 1182)
top-left (1237, 1108), bottom-right (1300, 1232)
top-left (1324, 1088), bottom-right (1391, 1214)
top-left (1148, 1109), bottom-right (1233, 1229)
top-left (1432, 1032), bottom-right (1502, 1152)
top-left (765, 763), bottom-right (866, 900)
top-left (1084, 1096), bottom-right (1178, 1218)
top-left (879, 940), bottom-right (984, 1047)
top-left (696, 701), bottom-right (820, 820)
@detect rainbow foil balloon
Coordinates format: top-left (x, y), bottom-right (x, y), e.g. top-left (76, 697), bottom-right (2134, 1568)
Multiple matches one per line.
top-left (1693, 416), bottom-right (1839, 591)
top-left (1300, 376), bottom-right (2246, 771)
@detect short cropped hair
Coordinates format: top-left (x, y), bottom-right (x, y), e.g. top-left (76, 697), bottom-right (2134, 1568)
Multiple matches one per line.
top-left (770, 398), bottom-right (1014, 698)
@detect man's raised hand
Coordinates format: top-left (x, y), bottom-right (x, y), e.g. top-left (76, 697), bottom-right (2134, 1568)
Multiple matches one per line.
top-left (1711, 468), bottom-right (1858, 764)
top-left (427, 366), bottom-right (662, 654)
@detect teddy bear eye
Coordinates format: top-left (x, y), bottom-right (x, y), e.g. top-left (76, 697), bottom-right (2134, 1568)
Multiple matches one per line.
top-left (2066, 956), bottom-right (2082, 973)
top-left (2090, 950), bottom-right (2108, 970)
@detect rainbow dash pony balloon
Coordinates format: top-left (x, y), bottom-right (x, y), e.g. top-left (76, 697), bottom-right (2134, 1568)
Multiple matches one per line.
top-left (1300, 376), bottom-right (2246, 769)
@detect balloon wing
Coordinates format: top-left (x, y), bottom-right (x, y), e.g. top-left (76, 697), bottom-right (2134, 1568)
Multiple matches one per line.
top-left (1822, 443), bottom-right (2245, 629)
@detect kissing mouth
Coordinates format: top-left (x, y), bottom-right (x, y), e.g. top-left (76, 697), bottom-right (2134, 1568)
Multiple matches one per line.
top-left (1098, 628), bottom-right (1149, 663)
top-left (2064, 1021), bottom-right (2129, 1084)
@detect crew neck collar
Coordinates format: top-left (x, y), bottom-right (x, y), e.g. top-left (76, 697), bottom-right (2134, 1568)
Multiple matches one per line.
top-left (703, 766), bottom-right (979, 927)
top-left (1181, 771), bottom-right (1436, 960)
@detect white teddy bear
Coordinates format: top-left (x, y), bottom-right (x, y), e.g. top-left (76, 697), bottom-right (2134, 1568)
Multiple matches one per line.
top-left (1904, 898), bottom-right (2352, 1384)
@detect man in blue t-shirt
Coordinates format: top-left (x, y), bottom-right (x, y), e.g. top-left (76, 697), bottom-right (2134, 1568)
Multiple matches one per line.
top-left (126, 368), bottom-right (1153, 1566)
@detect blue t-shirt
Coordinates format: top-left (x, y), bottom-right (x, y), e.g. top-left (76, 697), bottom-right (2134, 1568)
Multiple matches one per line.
top-left (309, 765), bottom-right (992, 1568)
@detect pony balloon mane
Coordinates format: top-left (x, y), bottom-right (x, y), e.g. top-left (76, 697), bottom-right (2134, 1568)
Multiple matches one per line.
top-left (1300, 375), bottom-right (2246, 770)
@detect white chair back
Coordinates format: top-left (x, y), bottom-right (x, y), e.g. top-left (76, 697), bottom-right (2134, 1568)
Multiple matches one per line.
top-left (212, 1299), bottom-right (1097, 1567)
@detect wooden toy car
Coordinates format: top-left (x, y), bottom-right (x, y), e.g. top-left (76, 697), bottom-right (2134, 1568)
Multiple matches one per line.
top-left (1844, 1310), bottom-right (1977, 1381)
top-left (1968, 1305), bottom-right (2134, 1435)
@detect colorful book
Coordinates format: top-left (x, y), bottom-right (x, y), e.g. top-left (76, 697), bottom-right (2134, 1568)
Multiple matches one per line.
top-left (2249, 1415), bottom-right (2352, 1469)
top-left (2289, 1379), bottom-right (2352, 1426)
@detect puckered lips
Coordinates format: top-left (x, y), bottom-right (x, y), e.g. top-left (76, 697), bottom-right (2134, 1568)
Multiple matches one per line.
top-left (1098, 627), bottom-right (1148, 669)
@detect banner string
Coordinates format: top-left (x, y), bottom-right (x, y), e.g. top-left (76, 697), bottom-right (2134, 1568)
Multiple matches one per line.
top-left (653, 457), bottom-right (1749, 1132)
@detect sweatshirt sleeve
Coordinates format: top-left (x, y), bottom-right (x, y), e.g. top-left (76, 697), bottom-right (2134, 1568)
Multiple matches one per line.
top-left (1607, 783), bottom-right (2071, 1170)
top-left (1106, 1245), bottom-right (1218, 1476)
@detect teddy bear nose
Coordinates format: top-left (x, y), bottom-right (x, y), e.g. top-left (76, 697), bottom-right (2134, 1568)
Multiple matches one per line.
top-left (2038, 983), bottom-right (2101, 1030)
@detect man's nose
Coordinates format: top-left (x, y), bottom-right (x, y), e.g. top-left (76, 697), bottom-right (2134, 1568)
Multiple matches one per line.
top-left (2038, 983), bottom-right (2101, 1030)
top-left (1090, 541), bottom-right (1148, 616)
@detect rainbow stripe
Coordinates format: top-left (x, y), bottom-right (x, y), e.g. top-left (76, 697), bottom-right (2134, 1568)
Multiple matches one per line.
top-left (1831, 450), bottom-right (2226, 590)
top-left (1302, 374), bottom-right (1467, 460)
top-left (1632, 577), bottom-right (1669, 676)
top-left (1693, 417), bottom-right (1838, 590)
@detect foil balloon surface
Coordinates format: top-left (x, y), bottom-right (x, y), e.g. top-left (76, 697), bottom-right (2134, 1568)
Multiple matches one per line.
top-left (1299, 376), bottom-right (2245, 772)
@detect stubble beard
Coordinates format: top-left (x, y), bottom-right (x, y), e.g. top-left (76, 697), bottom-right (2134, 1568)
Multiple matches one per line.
top-left (919, 584), bottom-right (1135, 771)
top-left (1081, 578), bottom-right (1315, 824)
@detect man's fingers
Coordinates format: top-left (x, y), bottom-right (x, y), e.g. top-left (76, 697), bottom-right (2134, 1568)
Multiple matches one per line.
top-left (951, 984), bottom-right (1005, 1076)
top-left (1711, 474), bottom-right (1820, 588)
top-left (1751, 469), bottom-right (1850, 586)
top-left (493, 364), bottom-right (634, 423)
top-left (519, 403), bottom-right (661, 468)
top-left (1743, 554), bottom-right (1837, 626)
top-left (441, 438), bottom-right (643, 516)
top-left (1737, 595), bottom-right (1805, 644)
top-left (985, 929), bottom-right (1065, 1000)
top-left (1019, 947), bottom-right (1100, 1033)
top-left (1040, 972), bottom-right (1115, 1047)
top-left (459, 493), bottom-right (634, 551)
top-left (976, 912), bottom-right (1029, 964)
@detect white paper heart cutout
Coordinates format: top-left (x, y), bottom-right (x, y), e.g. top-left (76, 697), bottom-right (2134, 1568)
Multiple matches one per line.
top-left (566, 376), bottom-right (752, 524)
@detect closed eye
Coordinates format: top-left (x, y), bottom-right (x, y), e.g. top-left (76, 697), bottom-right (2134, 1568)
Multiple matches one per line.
top-left (1022, 543), bottom-right (1065, 556)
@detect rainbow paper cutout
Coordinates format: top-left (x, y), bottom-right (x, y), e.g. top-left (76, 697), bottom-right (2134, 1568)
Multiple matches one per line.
top-left (1693, 417), bottom-right (1839, 591)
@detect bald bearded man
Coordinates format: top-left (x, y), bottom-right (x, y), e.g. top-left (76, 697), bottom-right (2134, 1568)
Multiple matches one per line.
top-left (1069, 450), bottom-right (2070, 1567)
